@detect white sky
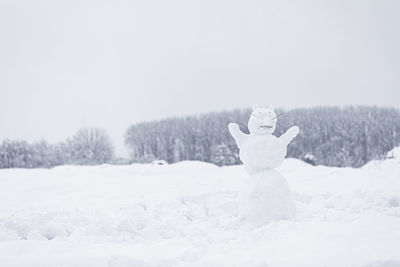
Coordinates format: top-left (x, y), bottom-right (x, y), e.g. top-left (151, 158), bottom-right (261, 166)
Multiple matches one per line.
top-left (1, 0), bottom-right (399, 156)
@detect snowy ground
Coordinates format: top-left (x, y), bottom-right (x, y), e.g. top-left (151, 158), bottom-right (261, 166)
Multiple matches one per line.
top-left (1, 150), bottom-right (400, 267)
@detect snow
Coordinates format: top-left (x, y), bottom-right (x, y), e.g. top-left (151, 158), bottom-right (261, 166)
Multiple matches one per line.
top-left (229, 105), bottom-right (299, 225)
top-left (238, 169), bottom-right (295, 227)
top-left (0, 155), bottom-right (400, 267)
top-left (239, 134), bottom-right (288, 172)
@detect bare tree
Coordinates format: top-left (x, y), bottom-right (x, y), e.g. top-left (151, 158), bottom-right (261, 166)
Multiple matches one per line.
top-left (0, 139), bottom-right (32, 168)
top-left (68, 128), bottom-right (114, 165)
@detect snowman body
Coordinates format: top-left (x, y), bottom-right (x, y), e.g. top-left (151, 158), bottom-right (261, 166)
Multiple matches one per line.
top-left (239, 134), bottom-right (287, 175)
top-left (228, 105), bottom-right (299, 226)
top-left (239, 169), bottom-right (295, 227)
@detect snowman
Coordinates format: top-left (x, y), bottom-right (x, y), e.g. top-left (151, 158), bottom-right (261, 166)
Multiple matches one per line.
top-left (229, 105), bottom-right (299, 226)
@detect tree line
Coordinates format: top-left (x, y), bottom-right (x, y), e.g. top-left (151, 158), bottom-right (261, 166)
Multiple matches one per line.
top-left (125, 106), bottom-right (400, 167)
top-left (1, 106), bottom-right (399, 169)
top-left (0, 128), bottom-right (113, 168)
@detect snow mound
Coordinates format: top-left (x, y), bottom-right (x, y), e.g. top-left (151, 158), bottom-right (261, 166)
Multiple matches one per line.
top-left (387, 146), bottom-right (400, 160)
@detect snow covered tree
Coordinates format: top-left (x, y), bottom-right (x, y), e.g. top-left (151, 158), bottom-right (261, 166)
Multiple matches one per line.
top-left (210, 144), bottom-right (238, 166)
top-left (0, 139), bottom-right (32, 168)
top-left (67, 128), bottom-right (114, 165)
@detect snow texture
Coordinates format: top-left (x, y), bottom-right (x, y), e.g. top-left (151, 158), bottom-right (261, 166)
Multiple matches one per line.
top-left (239, 169), bottom-right (296, 227)
top-left (229, 105), bottom-right (299, 225)
top-left (0, 148), bottom-right (400, 266)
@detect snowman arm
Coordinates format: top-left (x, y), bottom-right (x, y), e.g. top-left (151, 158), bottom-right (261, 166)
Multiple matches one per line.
top-left (228, 123), bottom-right (248, 148)
top-left (280, 126), bottom-right (299, 145)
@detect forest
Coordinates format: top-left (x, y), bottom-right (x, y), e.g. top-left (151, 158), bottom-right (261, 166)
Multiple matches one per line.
top-left (1, 106), bottom-right (399, 168)
top-left (125, 106), bottom-right (400, 167)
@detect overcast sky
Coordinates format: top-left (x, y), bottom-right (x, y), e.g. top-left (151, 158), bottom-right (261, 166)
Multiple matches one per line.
top-left (1, 0), bottom-right (399, 156)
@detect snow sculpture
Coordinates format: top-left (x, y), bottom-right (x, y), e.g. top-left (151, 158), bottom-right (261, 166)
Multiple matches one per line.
top-left (228, 104), bottom-right (299, 226)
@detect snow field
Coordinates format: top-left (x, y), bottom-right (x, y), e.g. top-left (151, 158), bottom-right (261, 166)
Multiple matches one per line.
top-left (0, 153), bottom-right (400, 267)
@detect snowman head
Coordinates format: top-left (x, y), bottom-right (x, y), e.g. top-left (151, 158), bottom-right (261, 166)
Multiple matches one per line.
top-left (248, 104), bottom-right (277, 135)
